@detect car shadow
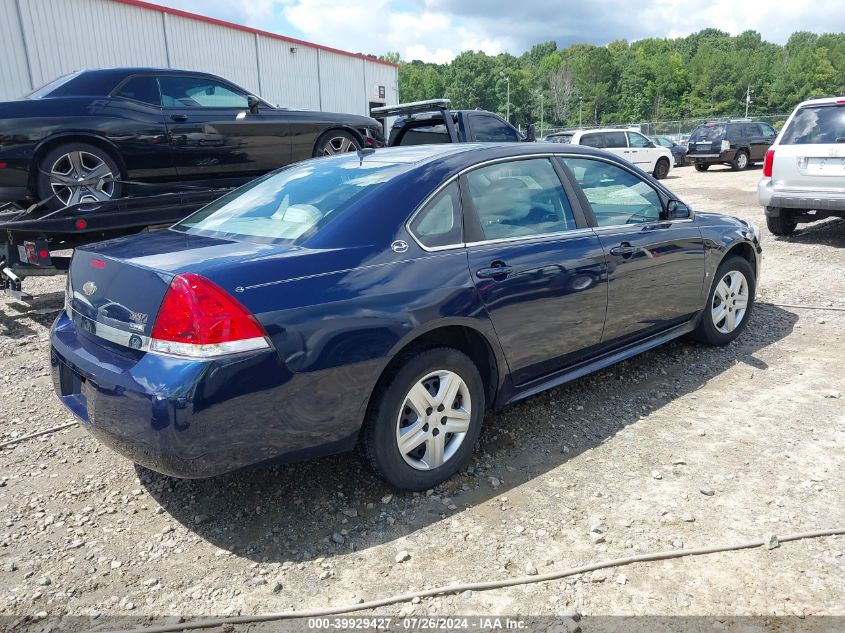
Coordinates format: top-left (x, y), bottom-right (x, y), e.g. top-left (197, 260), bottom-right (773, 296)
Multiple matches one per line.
top-left (0, 291), bottom-right (65, 339)
top-left (139, 303), bottom-right (797, 564)
top-left (775, 217), bottom-right (845, 247)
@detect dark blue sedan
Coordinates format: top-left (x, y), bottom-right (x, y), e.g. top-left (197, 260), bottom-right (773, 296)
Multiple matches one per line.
top-left (50, 143), bottom-right (762, 490)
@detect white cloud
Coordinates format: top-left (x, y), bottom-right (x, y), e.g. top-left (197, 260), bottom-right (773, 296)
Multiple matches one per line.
top-left (282, 0), bottom-right (510, 62)
top-left (155, 0), bottom-right (845, 62)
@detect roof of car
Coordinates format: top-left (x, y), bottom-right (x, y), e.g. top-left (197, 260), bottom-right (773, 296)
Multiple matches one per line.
top-left (795, 96), bottom-right (845, 107)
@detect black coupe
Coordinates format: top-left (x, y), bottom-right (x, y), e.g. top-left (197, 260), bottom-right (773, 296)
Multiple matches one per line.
top-left (0, 68), bottom-right (385, 209)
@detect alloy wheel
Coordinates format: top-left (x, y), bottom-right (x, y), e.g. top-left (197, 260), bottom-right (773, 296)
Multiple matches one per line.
top-left (396, 370), bottom-right (472, 471)
top-left (320, 136), bottom-right (357, 155)
top-left (711, 270), bottom-right (749, 334)
top-left (736, 152), bottom-right (748, 169)
top-left (49, 151), bottom-right (116, 206)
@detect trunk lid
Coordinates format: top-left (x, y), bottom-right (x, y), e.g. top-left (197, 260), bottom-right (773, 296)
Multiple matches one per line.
top-left (67, 230), bottom-right (299, 347)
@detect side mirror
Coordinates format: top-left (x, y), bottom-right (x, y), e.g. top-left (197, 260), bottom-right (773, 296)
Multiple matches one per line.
top-left (524, 124), bottom-right (536, 142)
top-left (667, 199), bottom-right (691, 220)
top-left (247, 95), bottom-right (261, 114)
top-left (646, 141), bottom-right (656, 148)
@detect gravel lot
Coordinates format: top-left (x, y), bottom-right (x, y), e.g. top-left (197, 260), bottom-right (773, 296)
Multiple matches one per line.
top-left (1, 164), bottom-right (844, 632)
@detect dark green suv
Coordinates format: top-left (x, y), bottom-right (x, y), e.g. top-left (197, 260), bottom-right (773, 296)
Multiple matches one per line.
top-left (686, 120), bottom-right (777, 171)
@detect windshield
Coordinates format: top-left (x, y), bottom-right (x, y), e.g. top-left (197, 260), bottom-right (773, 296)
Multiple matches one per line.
top-left (781, 105), bottom-right (845, 144)
top-left (24, 72), bottom-right (80, 99)
top-left (173, 158), bottom-right (409, 245)
top-left (689, 124), bottom-right (725, 142)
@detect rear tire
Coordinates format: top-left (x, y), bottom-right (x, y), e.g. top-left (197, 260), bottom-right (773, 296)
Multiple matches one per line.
top-left (766, 212), bottom-right (797, 236)
top-left (694, 163), bottom-right (710, 172)
top-left (362, 347), bottom-right (485, 490)
top-left (35, 142), bottom-right (122, 211)
top-left (691, 255), bottom-right (755, 346)
top-left (731, 150), bottom-right (749, 171)
top-left (653, 158), bottom-right (670, 180)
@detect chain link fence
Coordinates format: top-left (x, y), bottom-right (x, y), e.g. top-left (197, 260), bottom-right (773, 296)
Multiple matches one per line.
top-left (539, 114), bottom-right (791, 142)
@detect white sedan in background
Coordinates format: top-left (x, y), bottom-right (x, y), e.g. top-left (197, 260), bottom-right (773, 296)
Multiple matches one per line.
top-left (542, 128), bottom-right (674, 179)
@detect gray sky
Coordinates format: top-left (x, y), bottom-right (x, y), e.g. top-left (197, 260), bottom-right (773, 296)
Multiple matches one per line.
top-left (154, 0), bottom-right (845, 63)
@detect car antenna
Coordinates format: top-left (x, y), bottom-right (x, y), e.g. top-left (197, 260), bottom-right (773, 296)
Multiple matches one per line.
top-left (357, 147), bottom-right (376, 164)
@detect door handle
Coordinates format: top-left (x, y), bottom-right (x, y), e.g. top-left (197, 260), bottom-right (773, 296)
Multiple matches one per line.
top-left (609, 242), bottom-right (635, 257)
top-left (170, 114), bottom-right (188, 122)
top-left (476, 262), bottom-right (513, 279)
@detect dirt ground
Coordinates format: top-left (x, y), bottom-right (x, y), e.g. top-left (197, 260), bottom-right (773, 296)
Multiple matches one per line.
top-left (1, 164), bottom-right (844, 632)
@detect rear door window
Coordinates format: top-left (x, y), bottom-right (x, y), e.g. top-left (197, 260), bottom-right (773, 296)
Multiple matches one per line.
top-left (604, 132), bottom-right (627, 148)
top-left (465, 158), bottom-right (577, 240)
top-left (580, 133), bottom-right (605, 148)
top-left (781, 105), bottom-right (845, 144)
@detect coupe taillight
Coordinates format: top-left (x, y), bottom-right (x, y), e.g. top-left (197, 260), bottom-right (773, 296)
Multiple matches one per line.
top-left (150, 273), bottom-right (269, 358)
top-left (763, 149), bottom-right (775, 178)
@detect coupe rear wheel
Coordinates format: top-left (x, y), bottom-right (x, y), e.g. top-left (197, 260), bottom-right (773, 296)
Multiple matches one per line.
top-left (313, 130), bottom-right (361, 157)
top-left (653, 158), bottom-right (670, 179)
top-left (694, 163), bottom-right (710, 172)
top-left (691, 255), bottom-right (755, 346)
top-left (36, 142), bottom-right (122, 211)
top-left (731, 150), bottom-right (749, 171)
top-left (363, 347), bottom-right (485, 490)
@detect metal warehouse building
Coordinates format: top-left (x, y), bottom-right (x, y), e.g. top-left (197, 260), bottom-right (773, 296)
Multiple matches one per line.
top-left (0, 0), bottom-right (398, 116)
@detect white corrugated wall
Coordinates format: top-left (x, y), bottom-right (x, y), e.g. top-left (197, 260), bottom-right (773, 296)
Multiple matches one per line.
top-left (0, 0), bottom-right (397, 118)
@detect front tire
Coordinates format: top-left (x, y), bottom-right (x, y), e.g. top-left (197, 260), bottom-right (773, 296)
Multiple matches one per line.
top-left (35, 142), bottom-right (122, 211)
top-left (766, 211), bottom-right (797, 236)
top-left (691, 255), bottom-right (755, 346)
top-left (362, 347), bottom-right (485, 490)
top-left (694, 163), bottom-right (710, 172)
top-left (653, 158), bottom-right (670, 180)
top-left (313, 130), bottom-right (361, 157)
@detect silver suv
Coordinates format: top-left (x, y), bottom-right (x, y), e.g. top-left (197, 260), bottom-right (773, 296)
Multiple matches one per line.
top-left (758, 97), bottom-right (845, 235)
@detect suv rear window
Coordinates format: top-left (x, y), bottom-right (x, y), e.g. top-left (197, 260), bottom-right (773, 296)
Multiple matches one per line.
top-left (689, 124), bottom-right (725, 142)
top-left (781, 105), bottom-right (845, 145)
top-left (174, 159), bottom-right (408, 244)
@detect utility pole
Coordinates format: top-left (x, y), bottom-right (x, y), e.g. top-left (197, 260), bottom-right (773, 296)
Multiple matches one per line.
top-left (537, 90), bottom-right (544, 138)
top-left (578, 96), bottom-right (583, 128)
top-left (745, 85), bottom-right (753, 118)
top-left (500, 73), bottom-right (510, 122)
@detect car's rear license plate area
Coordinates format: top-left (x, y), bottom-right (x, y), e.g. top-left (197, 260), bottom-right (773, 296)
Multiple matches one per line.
top-left (805, 157), bottom-right (845, 176)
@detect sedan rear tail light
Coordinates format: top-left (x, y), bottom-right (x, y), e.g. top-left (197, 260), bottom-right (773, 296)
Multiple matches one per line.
top-left (763, 149), bottom-right (775, 177)
top-left (150, 273), bottom-right (269, 358)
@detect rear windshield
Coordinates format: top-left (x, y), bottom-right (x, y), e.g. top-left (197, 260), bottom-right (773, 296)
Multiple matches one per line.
top-left (689, 124), bottom-right (725, 142)
top-left (24, 72), bottom-right (80, 99)
top-left (173, 158), bottom-right (408, 245)
top-left (781, 105), bottom-right (845, 145)
top-left (545, 134), bottom-right (573, 143)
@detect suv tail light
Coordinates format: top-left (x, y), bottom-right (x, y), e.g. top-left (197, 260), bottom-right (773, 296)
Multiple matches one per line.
top-left (763, 149), bottom-right (775, 177)
top-left (720, 140), bottom-right (730, 152)
top-left (150, 273), bottom-right (269, 358)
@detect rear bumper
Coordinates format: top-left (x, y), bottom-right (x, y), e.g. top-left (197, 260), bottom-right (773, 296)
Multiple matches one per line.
top-left (758, 178), bottom-right (845, 214)
top-left (688, 150), bottom-right (735, 163)
top-left (50, 312), bottom-right (365, 478)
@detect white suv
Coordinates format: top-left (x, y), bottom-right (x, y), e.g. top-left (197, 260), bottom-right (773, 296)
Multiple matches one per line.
top-left (544, 128), bottom-right (674, 179)
top-left (758, 97), bottom-right (845, 235)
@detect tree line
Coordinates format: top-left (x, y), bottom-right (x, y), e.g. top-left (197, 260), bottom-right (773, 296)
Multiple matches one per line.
top-left (382, 29), bottom-right (845, 129)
